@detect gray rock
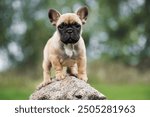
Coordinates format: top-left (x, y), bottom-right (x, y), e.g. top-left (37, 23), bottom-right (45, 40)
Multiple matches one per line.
top-left (30, 76), bottom-right (106, 100)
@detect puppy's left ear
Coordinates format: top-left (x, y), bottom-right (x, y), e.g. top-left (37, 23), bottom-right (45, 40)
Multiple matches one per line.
top-left (76, 6), bottom-right (88, 24)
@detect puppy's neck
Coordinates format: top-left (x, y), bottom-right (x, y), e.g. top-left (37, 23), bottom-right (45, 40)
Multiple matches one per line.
top-left (64, 44), bottom-right (75, 58)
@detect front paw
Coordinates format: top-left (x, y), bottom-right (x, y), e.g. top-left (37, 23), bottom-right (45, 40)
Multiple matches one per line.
top-left (78, 74), bottom-right (88, 82)
top-left (37, 79), bottom-right (51, 90)
top-left (56, 72), bottom-right (65, 81)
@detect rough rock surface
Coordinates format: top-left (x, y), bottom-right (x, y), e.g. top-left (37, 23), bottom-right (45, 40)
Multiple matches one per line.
top-left (30, 76), bottom-right (106, 100)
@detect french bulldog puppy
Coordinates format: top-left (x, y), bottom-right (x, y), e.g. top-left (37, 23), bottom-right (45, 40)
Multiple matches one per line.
top-left (38, 6), bottom-right (88, 88)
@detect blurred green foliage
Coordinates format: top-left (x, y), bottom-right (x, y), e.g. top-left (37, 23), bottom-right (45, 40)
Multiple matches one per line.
top-left (1, 0), bottom-right (150, 69)
top-left (0, 0), bottom-right (150, 99)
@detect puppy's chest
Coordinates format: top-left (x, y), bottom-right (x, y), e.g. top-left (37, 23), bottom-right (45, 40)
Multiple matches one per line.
top-left (60, 44), bottom-right (78, 66)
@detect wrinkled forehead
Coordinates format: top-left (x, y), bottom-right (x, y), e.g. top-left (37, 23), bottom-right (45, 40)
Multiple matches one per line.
top-left (57, 13), bottom-right (82, 26)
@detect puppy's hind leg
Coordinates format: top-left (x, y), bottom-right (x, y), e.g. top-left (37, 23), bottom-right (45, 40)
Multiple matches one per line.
top-left (66, 64), bottom-right (78, 77)
top-left (37, 60), bottom-right (52, 89)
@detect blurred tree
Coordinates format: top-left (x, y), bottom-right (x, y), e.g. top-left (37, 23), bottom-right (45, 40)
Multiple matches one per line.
top-left (95, 0), bottom-right (150, 69)
top-left (0, 0), bottom-right (13, 47)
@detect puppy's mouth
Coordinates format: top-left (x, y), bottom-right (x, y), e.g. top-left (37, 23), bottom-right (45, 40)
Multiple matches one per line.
top-left (60, 33), bottom-right (80, 44)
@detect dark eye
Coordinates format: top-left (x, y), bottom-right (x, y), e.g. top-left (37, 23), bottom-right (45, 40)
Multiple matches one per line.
top-left (74, 23), bottom-right (81, 29)
top-left (58, 23), bottom-right (66, 30)
top-left (58, 25), bottom-right (64, 30)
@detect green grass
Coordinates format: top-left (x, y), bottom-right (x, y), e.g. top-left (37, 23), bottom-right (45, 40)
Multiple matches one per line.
top-left (0, 73), bottom-right (38, 100)
top-left (0, 80), bottom-right (36, 100)
top-left (92, 83), bottom-right (150, 100)
top-left (0, 87), bottom-right (33, 99)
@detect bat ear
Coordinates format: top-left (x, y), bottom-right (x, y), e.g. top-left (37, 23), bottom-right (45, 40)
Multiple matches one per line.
top-left (76, 6), bottom-right (88, 24)
top-left (48, 9), bottom-right (61, 26)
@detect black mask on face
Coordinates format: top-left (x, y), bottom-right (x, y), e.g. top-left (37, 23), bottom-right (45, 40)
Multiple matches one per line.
top-left (58, 22), bottom-right (81, 44)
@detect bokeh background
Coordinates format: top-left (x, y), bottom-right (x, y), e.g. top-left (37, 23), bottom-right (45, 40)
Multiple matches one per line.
top-left (0, 0), bottom-right (150, 99)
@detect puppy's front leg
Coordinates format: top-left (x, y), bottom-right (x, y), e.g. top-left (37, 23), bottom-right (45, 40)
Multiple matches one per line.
top-left (51, 56), bottom-right (65, 80)
top-left (77, 57), bottom-right (88, 82)
top-left (43, 60), bottom-right (52, 83)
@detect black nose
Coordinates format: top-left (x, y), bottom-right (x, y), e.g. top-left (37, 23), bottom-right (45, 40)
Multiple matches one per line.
top-left (67, 28), bottom-right (73, 33)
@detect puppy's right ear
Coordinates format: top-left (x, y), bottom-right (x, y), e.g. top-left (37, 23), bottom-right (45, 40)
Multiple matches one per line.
top-left (48, 9), bottom-right (61, 26)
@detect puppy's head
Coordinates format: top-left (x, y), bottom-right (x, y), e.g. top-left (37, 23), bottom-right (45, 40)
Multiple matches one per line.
top-left (48, 6), bottom-right (88, 44)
